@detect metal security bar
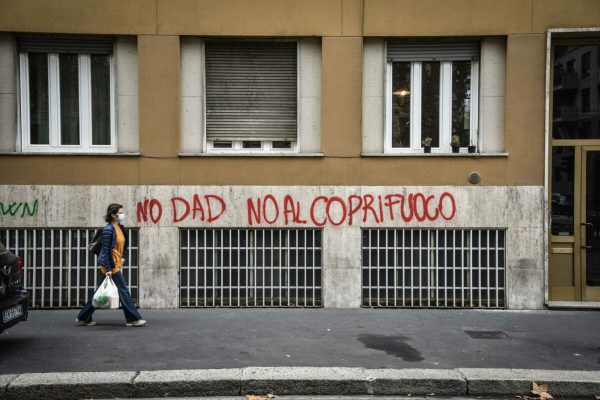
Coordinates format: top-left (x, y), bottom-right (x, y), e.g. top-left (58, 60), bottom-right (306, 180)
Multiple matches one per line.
top-left (362, 229), bottom-right (506, 308)
top-left (180, 229), bottom-right (322, 307)
top-left (0, 228), bottom-right (139, 308)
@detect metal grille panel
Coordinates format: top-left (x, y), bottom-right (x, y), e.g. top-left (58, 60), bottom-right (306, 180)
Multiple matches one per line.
top-left (180, 229), bottom-right (322, 307)
top-left (0, 228), bottom-right (138, 308)
top-left (18, 35), bottom-right (114, 54)
top-left (362, 229), bottom-right (505, 308)
top-left (387, 40), bottom-right (480, 62)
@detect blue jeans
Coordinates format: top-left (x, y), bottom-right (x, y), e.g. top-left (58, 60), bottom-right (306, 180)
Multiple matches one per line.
top-left (77, 271), bottom-right (142, 323)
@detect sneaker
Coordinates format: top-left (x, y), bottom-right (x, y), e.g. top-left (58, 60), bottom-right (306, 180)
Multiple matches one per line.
top-left (126, 319), bottom-right (146, 327)
top-left (75, 318), bottom-right (96, 326)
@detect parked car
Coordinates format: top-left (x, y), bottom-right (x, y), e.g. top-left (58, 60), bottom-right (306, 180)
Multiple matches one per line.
top-left (0, 242), bottom-right (28, 333)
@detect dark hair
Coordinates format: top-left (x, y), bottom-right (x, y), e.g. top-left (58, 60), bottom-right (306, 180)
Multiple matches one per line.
top-left (105, 203), bottom-right (123, 223)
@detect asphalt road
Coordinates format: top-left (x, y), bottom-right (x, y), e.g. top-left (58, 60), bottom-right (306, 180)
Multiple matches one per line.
top-left (1, 308), bottom-right (599, 374)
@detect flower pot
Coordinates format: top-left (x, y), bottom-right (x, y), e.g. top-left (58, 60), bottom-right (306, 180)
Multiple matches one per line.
top-left (468, 145), bottom-right (476, 153)
top-left (423, 146), bottom-right (431, 153)
top-left (451, 145), bottom-right (460, 153)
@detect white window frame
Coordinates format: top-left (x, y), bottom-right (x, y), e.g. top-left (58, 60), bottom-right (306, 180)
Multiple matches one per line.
top-left (207, 139), bottom-right (297, 153)
top-left (384, 59), bottom-right (479, 154)
top-left (19, 52), bottom-right (116, 153)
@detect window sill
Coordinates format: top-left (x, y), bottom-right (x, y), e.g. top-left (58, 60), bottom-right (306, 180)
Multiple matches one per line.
top-left (179, 152), bottom-right (324, 157)
top-left (0, 152), bottom-right (141, 156)
top-left (361, 152), bottom-right (509, 157)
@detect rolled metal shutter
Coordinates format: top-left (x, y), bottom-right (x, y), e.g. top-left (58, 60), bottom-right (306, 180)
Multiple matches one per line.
top-left (387, 40), bottom-right (479, 62)
top-left (17, 35), bottom-right (114, 54)
top-left (205, 41), bottom-right (297, 141)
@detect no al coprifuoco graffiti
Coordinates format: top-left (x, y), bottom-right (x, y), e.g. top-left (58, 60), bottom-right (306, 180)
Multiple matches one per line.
top-left (246, 192), bottom-right (456, 226)
top-left (136, 192), bottom-right (456, 226)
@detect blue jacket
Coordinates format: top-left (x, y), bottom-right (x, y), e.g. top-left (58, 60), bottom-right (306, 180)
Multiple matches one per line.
top-left (97, 223), bottom-right (128, 272)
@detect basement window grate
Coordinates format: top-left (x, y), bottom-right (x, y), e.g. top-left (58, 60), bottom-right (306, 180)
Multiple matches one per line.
top-left (180, 228), bottom-right (322, 307)
top-left (362, 229), bottom-right (506, 308)
top-left (0, 228), bottom-right (139, 308)
top-left (465, 330), bottom-right (510, 339)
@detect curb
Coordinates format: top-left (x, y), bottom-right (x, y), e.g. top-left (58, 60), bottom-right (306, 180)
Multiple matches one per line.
top-left (459, 368), bottom-right (600, 398)
top-left (1, 367), bottom-right (599, 399)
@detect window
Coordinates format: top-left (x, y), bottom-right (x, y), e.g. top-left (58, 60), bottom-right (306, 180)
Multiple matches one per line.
top-left (204, 41), bottom-right (297, 153)
top-left (581, 51), bottom-right (591, 78)
top-left (361, 229), bottom-right (505, 308)
top-left (180, 229), bottom-right (322, 307)
top-left (18, 36), bottom-right (115, 153)
top-left (553, 44), bottom-right (600, 140)
top-left (385, 40), bottom-right (479, 153)
top-left (0, 228), bottom-right (139, 308)
top-left (582, 88), bottom-right (591, 113)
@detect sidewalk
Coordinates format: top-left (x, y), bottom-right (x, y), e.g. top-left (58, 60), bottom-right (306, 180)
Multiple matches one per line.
top-left (0, 308), bottom-right (599, 399)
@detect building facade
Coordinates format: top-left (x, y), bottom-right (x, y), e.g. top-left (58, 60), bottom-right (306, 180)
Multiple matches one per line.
top-left (0, 0), bottom-right (598, 309)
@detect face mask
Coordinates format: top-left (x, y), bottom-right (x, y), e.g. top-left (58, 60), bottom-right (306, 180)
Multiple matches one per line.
top-left (117, 213), bottom-right (125, 222)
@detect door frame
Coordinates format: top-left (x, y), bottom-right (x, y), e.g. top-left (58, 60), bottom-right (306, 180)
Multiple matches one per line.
top-left (545, 30), bottom-right (600, 305)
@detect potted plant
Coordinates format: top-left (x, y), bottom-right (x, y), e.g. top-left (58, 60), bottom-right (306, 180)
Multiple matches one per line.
top-left (451, 135), bottom-right (461, 153)
top-left (422, 137), bottom-right (432, 153)
top-left (468, 140), bottom-right (477, 154)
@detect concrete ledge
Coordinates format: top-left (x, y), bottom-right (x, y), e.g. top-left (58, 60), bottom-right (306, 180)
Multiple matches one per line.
top-left (360, 152), bottom-right (509, 157)
top-left (547, 301), bottom-right (600, 309)
top-left (460, 368), bottom-right (600, 398)
top-left (365, 369), bottom-right (467, 396)
top-left (178, 152), bottom-right (325, 157)
top-left (6, 371), bottom-right (137, 400)
top-left (0, 375), bottom-right (16, 400)
top-left (133, 369), bottom-right (242, 398)
top-left (241, 367), bottom-right (367, 395)
top-left (0, 152), bottom-right (141, 156)
top-left (1, 368), bottom-right (600, 399)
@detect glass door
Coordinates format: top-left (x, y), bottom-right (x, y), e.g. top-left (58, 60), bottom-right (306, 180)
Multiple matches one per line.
top-left (582, 147), bottom-right (600, 301)
top-left (549, 146), bottom-right (578, 300)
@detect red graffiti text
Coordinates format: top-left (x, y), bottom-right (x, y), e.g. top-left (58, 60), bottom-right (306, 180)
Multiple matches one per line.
top-left (246, 192), bottom-right (456, 226)
top-left (136, 194), bottom-right (226, 224)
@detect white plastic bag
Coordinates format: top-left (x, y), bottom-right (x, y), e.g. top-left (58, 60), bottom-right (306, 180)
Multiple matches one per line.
top-left (92, 276), bottom-right (120, 309)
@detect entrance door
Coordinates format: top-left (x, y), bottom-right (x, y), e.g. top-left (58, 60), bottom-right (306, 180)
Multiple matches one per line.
top-left (549, 147), bottom-right (600, 301)
top-left (548, 40), bottom-right (600, 303)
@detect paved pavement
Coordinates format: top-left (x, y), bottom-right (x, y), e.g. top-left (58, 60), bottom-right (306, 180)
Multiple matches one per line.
top-left (1, 308), bottom-right (599, 374)
top-left (109, 397), bottom-right (507, 400)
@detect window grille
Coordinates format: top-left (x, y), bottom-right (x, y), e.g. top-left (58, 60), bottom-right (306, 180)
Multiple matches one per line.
top-left (0, 228), bottom-right (138, 308)
top-left (387, 40), bottom-right (480, 62)
top-left (362, 229), bottom-right (505, 308)
top-left (18, 35), bottom-right (114, 55)
top-left (180, 229), bottom-right (322, 307)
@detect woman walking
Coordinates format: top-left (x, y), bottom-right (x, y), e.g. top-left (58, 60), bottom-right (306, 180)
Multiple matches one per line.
top-left (76, 203), bottom-right (146, 327)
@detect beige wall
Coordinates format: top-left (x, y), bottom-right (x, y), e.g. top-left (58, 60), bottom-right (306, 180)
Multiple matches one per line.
top-left (322, 37), bottom-right (363, 158)
top-left (1, 0), bottom-right (597, 186)
top-left (157, 0), bottom-right (343, 36)
top-left (3, 0), bottom-right (597, 36)
top-left (0, 156), bottom-right (512, 186)
top-left (138, 35), bottom-right (180, 159)
top-left (364, 0), bottom-right (532, 36)
top-left (504, 34), bottom-right (547, 185)
top-left (0, 0), bottom-right (157, 35)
